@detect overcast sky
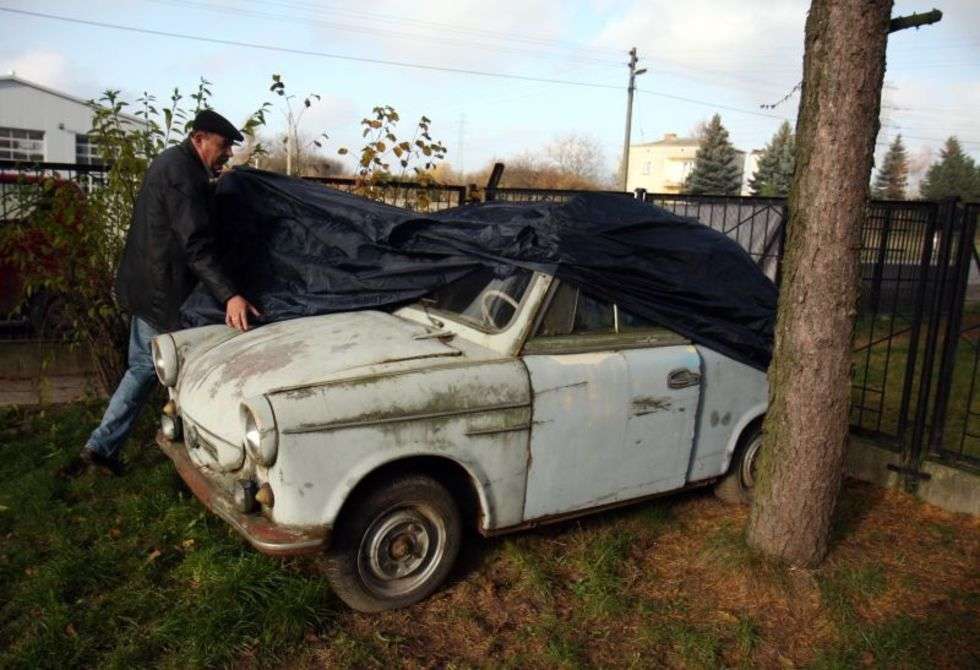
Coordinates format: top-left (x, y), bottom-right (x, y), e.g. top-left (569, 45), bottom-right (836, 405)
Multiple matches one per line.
top-left (2, 0), bottom-right (978, 183)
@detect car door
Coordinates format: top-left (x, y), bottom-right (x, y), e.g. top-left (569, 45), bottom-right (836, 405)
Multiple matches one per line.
top-left (520, 282), bottom-right (702, 520)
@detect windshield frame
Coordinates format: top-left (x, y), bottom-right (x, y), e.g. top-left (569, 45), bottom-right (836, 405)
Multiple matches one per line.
top-left (415, 266), bottom-right (538, 335)
top-left (395, 272), bottom-right (554, 356)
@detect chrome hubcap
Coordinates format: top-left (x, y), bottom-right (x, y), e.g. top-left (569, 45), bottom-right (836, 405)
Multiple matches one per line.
top-left (359, 506), bottom-right (445, 597)
top-left (741, 436), bottom-right (762, 489)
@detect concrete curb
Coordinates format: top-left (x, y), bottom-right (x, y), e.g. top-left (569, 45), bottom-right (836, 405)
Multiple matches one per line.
top-left (847, 438), bottom-right (979, 515)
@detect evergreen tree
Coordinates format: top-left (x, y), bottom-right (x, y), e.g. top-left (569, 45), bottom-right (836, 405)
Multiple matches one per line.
top-left (872, 134), bottom-right (909, 199)
top-left (920, 137), bottom-right (980, 201)
top-left (749, 120), bottom-right (796, 197)
top-left (684, 114), bottom-right (743, 195)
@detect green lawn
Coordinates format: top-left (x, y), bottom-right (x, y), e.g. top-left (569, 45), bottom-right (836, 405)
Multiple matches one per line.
top-left (1, 403), bottom-right (977, 669)
top-left (0, 402), bottom-right (334, 669)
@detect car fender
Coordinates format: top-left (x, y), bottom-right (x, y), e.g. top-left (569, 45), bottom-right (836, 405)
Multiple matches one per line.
top-left (720, 402), bottom-right (767, 473)
top-left (319, 446), bottom-right (497, 533)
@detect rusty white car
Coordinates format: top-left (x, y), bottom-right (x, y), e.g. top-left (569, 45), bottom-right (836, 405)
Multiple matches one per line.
top-left (152, 266), bottom-right (767, 611)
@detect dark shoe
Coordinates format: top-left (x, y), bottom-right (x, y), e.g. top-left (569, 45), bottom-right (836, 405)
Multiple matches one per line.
top-left (78, 446), bottom-right (125, 477)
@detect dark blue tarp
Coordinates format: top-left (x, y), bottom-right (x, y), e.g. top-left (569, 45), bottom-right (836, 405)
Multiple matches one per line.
top-left (181, 167), bottom-right (777, 370)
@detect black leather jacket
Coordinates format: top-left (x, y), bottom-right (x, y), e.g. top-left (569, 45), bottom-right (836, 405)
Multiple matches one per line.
top-left (114, 139), bottom-right (236, 331)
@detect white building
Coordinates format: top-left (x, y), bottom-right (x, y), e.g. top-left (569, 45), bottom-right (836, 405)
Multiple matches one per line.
top-left (741, 150), bottom-right (763, 196)
top-left (626, 134), bottom-right (704, 194)
top-left (0, 74), bottom-right (139, 164)
top-left (627, 132), bottom-right (760, 196)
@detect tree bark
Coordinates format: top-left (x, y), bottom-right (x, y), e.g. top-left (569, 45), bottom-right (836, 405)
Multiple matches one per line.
top-left (746, 0), bottom-right (893, 566)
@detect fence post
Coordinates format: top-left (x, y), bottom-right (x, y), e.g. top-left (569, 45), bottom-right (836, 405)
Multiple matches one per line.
top-left (485, 162), bottom-right (504, 202)
top-left (633, 187), bottom-right (647, 200)
top-left (903, 198), bottom-right (958, 491)
top-left (868, 206), bottom-right (893, 316)
top-left (927, 201), bottom-right (975, 459)
top-left (774, 203), bottom-right (789, 289)
top-left (897, 203), bottom-right (938, 446)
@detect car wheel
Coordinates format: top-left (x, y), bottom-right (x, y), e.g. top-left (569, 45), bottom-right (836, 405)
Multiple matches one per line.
top-left (325, 474), bottom-right (461, 612)
top-left (714, 427), bottom-right (763, 505)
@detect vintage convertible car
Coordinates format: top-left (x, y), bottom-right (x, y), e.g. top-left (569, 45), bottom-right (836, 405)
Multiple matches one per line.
top-left (153, 266), bottom-right (767, 611)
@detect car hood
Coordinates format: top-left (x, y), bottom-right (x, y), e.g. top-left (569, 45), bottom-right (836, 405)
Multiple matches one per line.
top-left (177, 310), bottom-right (463, 456)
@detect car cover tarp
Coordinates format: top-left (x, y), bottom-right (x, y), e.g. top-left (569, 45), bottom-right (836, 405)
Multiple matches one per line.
top-left (180, 168), bottom-right (777, 370)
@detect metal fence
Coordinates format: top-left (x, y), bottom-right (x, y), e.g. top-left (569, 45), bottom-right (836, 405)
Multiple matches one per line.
top-left (0, 160), bottom-right (112, 339)
top-left (486, 186), bottom-right (629, 204)
top-left (644, 194), bottom-right (787, 283)
top-left (926, 203), bottom-right (980, 470)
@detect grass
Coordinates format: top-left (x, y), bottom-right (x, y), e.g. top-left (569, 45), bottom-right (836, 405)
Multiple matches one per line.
top-left (818, 563), bottom-right (887, 624)
top-left (2, 402), bottom-right (979, 668)
top-left (0, 402), bottom-right (336, 669)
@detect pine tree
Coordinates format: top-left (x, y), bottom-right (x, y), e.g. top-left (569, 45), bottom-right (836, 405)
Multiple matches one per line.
top-left (684, 114), bottom-right (743, 195)
top-left (872, 134), bottom-right (909, 199)
top-left (749, 121), bottom-right (796, 197)
top-left (920, 137), bottom-right (980, 200)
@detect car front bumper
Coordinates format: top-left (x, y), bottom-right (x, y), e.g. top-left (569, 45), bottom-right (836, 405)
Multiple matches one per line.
top-left (155, 431), bottom-right (329, 556)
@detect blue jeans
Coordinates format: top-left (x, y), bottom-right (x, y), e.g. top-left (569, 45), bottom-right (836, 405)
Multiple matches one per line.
top-left (86, 317), bottom-right (161, 458)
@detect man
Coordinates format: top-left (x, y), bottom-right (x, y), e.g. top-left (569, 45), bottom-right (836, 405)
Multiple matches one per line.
top-left (77, 109), bottom-right (259, 475)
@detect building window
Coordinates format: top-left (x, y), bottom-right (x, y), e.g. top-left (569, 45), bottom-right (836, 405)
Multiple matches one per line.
top-left (0, 127), bottom-right (44, 161)
top-left (642, 161), bottom-right (651, 175)
top-left (75, 134), bottom-right (101, 165)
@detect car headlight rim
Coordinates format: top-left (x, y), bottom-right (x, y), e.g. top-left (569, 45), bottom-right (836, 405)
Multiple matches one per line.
top-left (240, 398), bottom-right (278, 467)
top-left (152, 335), bottom-right (179, 387)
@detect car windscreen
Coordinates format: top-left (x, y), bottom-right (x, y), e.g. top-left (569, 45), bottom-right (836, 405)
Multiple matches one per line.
top-left (418, 266), bottom-right (533, 332)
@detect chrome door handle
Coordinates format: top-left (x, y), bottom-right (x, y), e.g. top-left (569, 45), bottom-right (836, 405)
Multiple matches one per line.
top-left (667, 368), bottom-right (701, 389)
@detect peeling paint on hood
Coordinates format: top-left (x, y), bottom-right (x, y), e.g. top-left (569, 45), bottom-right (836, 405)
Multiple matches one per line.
top-left (177, 311), bottom-right (462, 447)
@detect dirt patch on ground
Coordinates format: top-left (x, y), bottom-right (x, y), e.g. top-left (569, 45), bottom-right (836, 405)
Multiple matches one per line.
top-left (302, 481), bottom-right (979, 669)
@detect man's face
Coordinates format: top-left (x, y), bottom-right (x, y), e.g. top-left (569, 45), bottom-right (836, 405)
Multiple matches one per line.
top-left (193, 131), bottom-right (234, 172)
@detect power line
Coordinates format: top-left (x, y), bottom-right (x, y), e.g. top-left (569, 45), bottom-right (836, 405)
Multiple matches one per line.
top-left (637, 88), bottom-right (790, 121)
top-left (16, 4), bottom-right (968, 146)
top-left (242, 0), bottom-right (626, 57)
top-left (0, 7), bottom-right (626, 91)
top-left (148, 0), bottom-right (624, 68)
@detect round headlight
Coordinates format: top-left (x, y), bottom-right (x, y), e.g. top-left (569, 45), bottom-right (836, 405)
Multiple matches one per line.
top-left (151, 335), bottom-right (179, 387)
top-left (240, 398), bottom-right (278, 467)
top-left (244, 411), bottom-right (261, 453)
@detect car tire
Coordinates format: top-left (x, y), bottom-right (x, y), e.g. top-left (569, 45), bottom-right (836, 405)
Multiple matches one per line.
top-left (325, 474), bottom-right (461, 612)
top-left (714, 426), bottom-right (763, 505)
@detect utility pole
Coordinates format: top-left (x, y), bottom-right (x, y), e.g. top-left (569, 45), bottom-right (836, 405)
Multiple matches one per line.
top-left (620, 47), bottom-right (647, 191)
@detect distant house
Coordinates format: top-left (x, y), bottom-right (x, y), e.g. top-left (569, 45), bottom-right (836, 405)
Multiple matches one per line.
top-left (741, 150), bottom-right (763, 196)
top-left (0, 74), bottom-right (141, 164)
top-left (627, 133), bottom-right (756, 196)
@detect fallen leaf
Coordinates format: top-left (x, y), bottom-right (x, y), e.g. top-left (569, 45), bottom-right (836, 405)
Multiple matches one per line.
top-left (715, 610), bottom-right (739, 624)
top-left (145, 549), bottom-right (162, 564)
top-left (109, 528), bottom-right (122, 539)
top-left (181, 538), bottom-right (195, 550)
top-left (65, 623), bottom-right (78, 638)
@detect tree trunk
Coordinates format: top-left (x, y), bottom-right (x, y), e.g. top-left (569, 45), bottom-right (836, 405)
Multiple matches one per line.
top-left (746, 0), bottom-right (893, 566)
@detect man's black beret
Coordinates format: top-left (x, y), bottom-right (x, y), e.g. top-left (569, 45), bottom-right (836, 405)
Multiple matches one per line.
top-left (191, 109), bottom-right (244, 143)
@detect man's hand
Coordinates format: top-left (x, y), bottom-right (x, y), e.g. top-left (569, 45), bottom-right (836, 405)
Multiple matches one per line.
top-left (226, 295), bottom-right (261, 331)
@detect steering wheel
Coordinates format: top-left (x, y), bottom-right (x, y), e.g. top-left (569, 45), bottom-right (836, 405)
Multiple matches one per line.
top-left (480, 289), bottom-right (520, 329)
